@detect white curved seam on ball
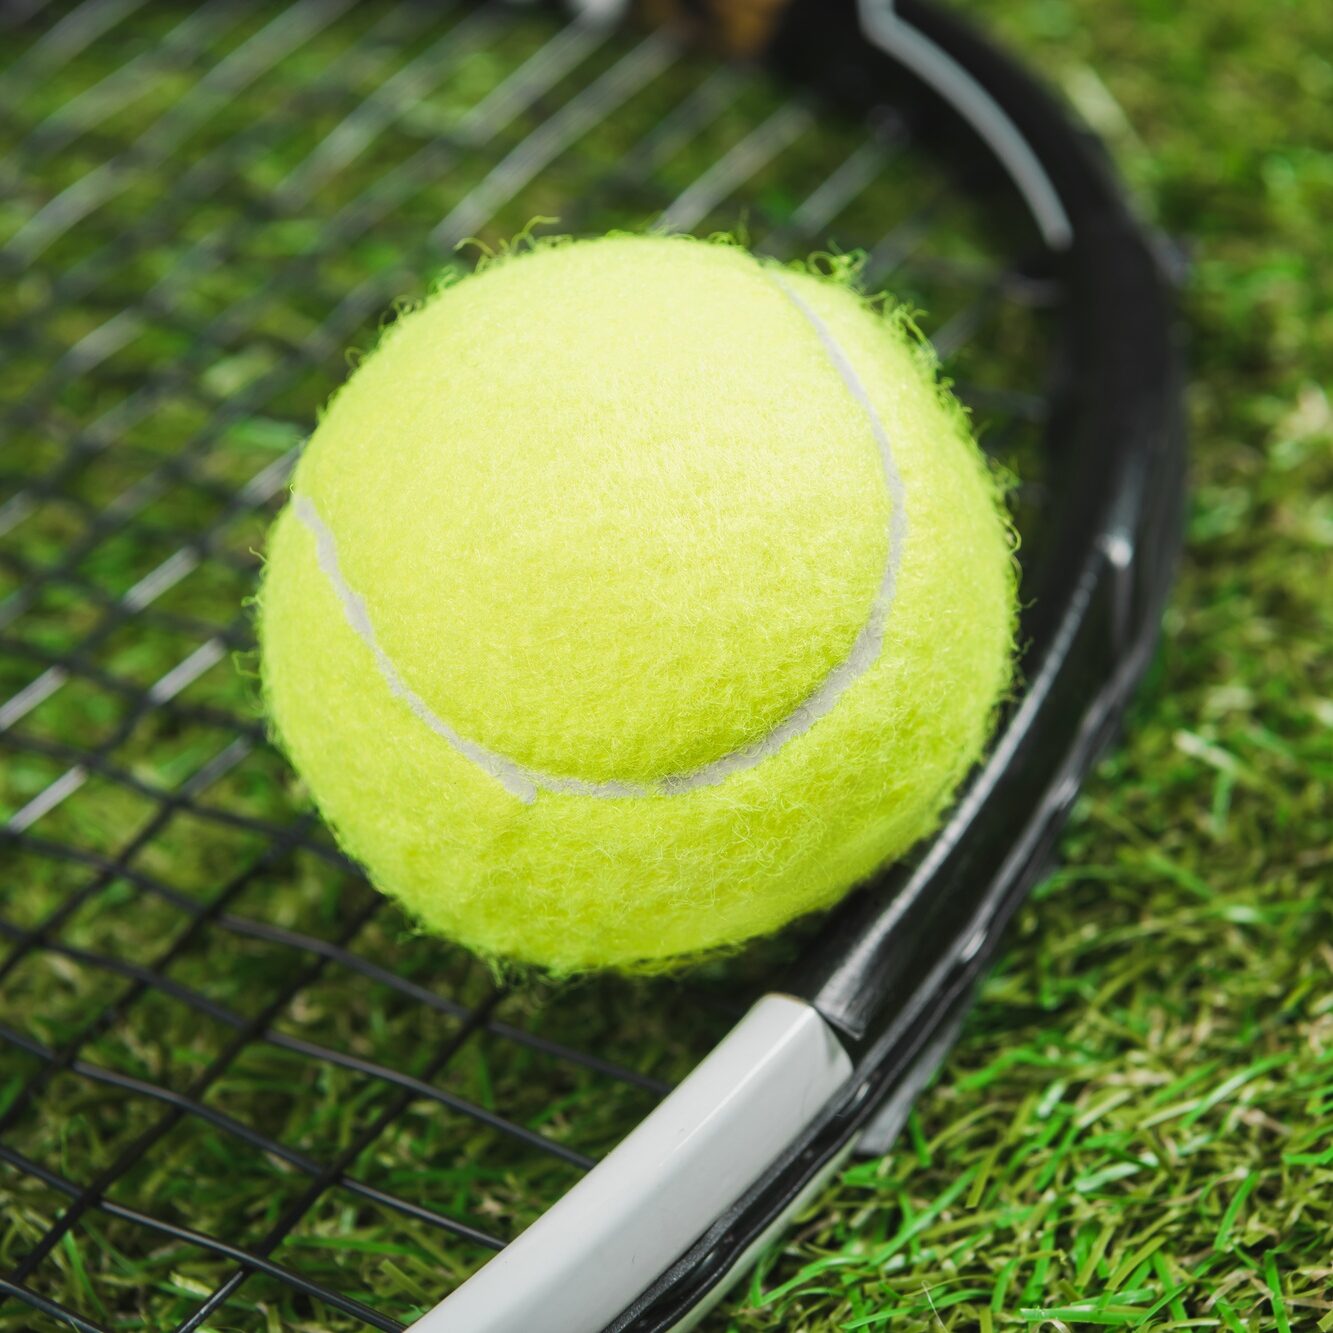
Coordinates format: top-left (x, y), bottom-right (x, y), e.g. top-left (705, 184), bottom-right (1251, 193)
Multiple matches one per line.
top-left (294, 273), bottom-right (906, 802)
top-left (295, 494), bottom-right (540, 803)
top-left (766, 274), bottom-right (909, 744)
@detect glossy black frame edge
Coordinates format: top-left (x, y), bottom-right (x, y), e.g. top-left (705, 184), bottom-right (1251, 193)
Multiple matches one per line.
top-left (609, 0), bottom-right (1186, 1327)
top-left (786, 0), bottom-right (1185, 1044)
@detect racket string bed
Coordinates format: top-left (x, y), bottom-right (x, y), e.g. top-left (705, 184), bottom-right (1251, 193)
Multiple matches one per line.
top-left (0, 2), bottom-right (1141, 1330)
top-left (0, 14), bottom-right (690, 1328)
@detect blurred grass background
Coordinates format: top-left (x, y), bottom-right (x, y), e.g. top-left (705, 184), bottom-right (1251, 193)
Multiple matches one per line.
top-left (0, 0), bottom-right (1329, 1329)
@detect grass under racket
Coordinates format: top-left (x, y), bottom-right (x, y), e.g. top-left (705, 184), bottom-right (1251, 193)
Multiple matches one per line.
top-left (1, 0), bottom-right (1331, 1329)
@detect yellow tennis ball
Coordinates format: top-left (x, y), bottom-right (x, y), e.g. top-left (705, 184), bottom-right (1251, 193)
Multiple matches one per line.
top-left (259, 235), bottom-right (1014, 972)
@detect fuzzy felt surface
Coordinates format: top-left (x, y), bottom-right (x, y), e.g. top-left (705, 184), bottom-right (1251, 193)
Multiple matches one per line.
top-left (259, 235), bottom-right (1015, 971)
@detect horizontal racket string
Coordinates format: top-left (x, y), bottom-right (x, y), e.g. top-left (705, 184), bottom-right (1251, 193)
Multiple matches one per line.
top-left (0, 1), bottom-right (1058, 1327)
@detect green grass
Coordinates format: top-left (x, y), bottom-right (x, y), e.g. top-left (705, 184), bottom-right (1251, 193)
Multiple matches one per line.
top-left (736, 2), bottom-right (1333, 1329)
top-left (0, 0), bottom-right (1330, 1330)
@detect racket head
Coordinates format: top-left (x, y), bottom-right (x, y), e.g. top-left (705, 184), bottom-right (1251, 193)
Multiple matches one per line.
top-left (0, 1), bottom-right (1183, 1329)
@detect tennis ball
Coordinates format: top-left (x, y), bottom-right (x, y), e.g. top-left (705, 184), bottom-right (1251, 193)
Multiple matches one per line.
top-left (259, 235), bottom-right (1014, 972)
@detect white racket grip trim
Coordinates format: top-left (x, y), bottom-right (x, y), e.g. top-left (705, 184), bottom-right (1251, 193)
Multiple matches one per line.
top-left (666, 1137), bottom-right (860, 1333)
top-left (413, 994), bottom-right (852, 1333)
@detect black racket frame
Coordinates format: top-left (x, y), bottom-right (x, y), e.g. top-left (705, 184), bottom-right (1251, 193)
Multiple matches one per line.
top-left (612, 0), bottom-right (1185, 1327)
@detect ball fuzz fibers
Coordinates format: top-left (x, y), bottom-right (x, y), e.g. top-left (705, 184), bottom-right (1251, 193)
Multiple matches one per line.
top-left (259, 235), bottom-right (1015, 972)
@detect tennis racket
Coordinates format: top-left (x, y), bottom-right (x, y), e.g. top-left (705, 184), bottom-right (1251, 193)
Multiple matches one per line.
top-left (0, 0), bottom-right (1185, 1329)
